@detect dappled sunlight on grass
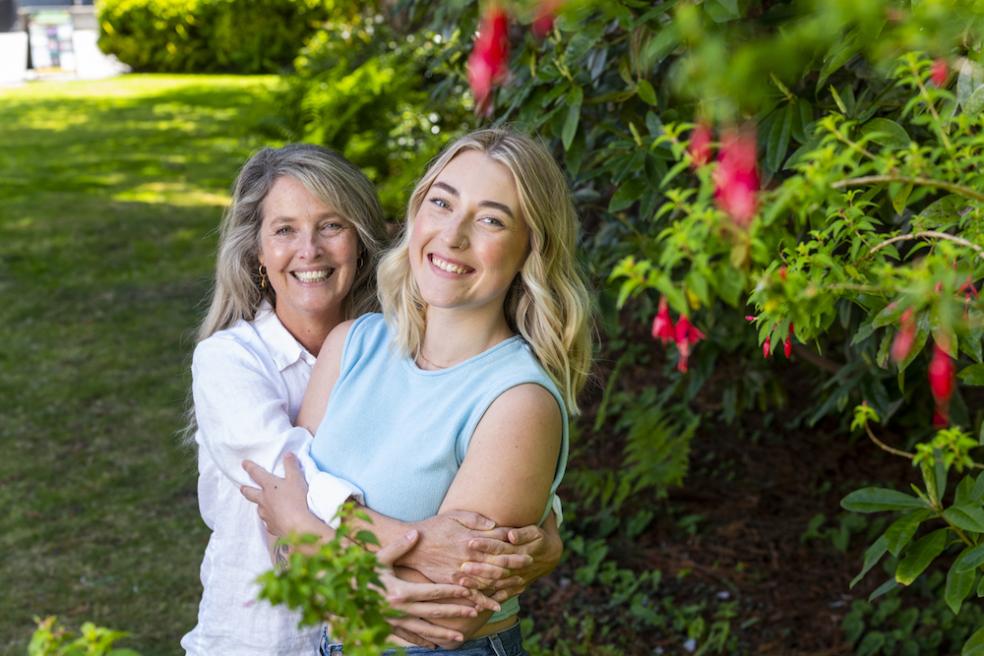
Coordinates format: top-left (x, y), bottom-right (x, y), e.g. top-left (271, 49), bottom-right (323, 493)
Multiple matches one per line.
top-left (0, 74), bottom-right (281, 654)
top-left (113, 182), bottom-right (230, 206)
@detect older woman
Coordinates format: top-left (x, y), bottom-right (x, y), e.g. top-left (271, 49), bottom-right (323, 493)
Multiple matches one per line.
top-left (182, 144), bottom-right (561, 656)
top-left (245, 128), bottom-right (591, 655)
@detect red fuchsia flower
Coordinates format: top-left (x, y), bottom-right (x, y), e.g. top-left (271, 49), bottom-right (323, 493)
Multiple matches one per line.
top-left (531, 0), bottom-right (562, 38)
top-left (673, 315), bottom-right (705, 373)
top-left (467, 6), bottom-right (510, 115)
top-left (891, 308), bottom-right (917, 364)
top-left (745, 315), bottom-right (757, 322)
top-left (713, 128), bottom-right (760, 228)
top-left (688, 122), bottom-right (712, 168)
top-left (783, 322), bottom-right (794, 358)
top-left (651, 296), bottom-right (674, 344)
top-left (928, 342), bottom-right (955, 425)
top-left (931, 58), bottom-right (948, 86)
top-left (762, 335), bottom-right (772, 359)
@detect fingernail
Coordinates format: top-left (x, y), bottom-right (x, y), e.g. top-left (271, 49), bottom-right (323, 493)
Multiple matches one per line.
top-left (405, 529), bottom-right (418, 541)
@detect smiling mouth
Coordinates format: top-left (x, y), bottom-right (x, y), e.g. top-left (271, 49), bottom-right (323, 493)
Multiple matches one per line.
top-left (429, 254), bottom-right (474, 275)
top-left (291, 268), bottom-right (334, 283)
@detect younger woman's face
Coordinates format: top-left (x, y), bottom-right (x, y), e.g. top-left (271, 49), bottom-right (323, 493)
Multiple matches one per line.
top-left (258, 176), bottom-right (360, 332)
top-left (409, 150), bottom-right (530, 315)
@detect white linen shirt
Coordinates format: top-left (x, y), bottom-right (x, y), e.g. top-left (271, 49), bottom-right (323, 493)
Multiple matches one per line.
top-left (181, 304), bottom-right (362, 656)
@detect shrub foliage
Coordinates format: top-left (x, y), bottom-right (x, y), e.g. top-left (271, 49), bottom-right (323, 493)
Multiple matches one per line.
top-left (97, 0), bottom-right (335, 73)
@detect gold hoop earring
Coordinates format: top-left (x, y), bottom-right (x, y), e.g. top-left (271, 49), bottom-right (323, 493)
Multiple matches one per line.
top-left (258, 264), bottom-right (268, 290)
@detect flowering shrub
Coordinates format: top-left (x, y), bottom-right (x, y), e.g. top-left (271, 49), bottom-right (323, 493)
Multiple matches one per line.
top-left (28, 616), bottom-right (138, 656)
top-left (275, 0), bottom-right (984, 650)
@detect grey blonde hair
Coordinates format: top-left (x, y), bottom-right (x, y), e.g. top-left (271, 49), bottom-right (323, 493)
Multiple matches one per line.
top-left (376, 128), bottom-right (592, 413)
top-left (197, 144), bottom-right (388, 341)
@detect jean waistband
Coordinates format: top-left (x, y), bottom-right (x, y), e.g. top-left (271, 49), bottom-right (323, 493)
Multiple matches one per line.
top-left (320, 623), bottom-right (524, 656)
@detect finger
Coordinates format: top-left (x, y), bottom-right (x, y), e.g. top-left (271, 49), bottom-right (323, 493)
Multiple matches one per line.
top-left (386, 617), bottom-right (463, 645)
top-left (508, 526), bottom-right (543, 545)
top-left (377, 530), bottom-right (419, 567)
top-left (452, 573), bottom-right (486, 589)
top-left (395, 602), bottom-right (478, 619)
top-left (283, 452), bottom-right (303, 483)
top-left (467, 536), bottom-right (512, 556)
top-left (443, 509), bottom-right (496, 531)
top-left (460, 561), bottom-right (511, 580)
top-left (240, 485), bottom-right (262, 504)
top-left (463, 589), bottom-right (501, 613)
top-left (389, 624), bottom-right (437, 649)
top-left (242, 460), bottom-right (277, 487)
top-left (492, 576), bottom-right (525, 593)
top-left (452, 571), bottom-right (495, 589)
top-left (469, 551), bottom-right (535, 570)
top-left (386, 581), bottom-right (474, 604)
top-left (493, 587), bottom-right (524, 602)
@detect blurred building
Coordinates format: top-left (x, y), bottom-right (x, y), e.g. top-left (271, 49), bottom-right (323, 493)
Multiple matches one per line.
top-left (1, 0), bottom-right (125, 83)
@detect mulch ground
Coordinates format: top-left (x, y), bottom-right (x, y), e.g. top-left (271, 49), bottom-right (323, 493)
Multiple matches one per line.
top-left (523, 344), bottom-right (927, 655)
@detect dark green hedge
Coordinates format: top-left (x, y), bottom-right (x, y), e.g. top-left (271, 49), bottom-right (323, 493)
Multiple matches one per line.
top-left (97, 0), bottom-right (333, 73)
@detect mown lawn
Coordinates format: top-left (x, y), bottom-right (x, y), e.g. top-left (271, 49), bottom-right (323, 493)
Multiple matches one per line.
top-left (0, 74), bottom-right (282, 655)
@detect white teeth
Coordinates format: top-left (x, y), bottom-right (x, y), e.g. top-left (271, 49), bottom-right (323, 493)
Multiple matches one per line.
top-left (294, 269), bottom-right (331, 282)
top-left (431, 255), bottom-right (469, 274)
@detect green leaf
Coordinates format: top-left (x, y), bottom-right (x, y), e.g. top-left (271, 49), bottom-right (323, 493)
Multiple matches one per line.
top-left (869, 578), bottom-right (899, 601)
top-left (703, 0), bottom-right (740, 23)
top-left (944, 505), bottom-right (984, 533)
top-left (947, 547), bottom-right (980, 614)
top-left (851, 535), bottom-right (889, 588)
top-left (636, 80), bottom-right (658, 106)
top-left (963, 626), bottom-right (984, 656)
top-left (977, 573), bottom-right (984, 597)
top-left (609, 177), bottom-right (647, 212)
top-left (895, 528), bottom-right (948, 585)
top-left (965, 86), bottom-right (984, 116)
top-left (765, 103), bottom-right (793, 173)
top-left (956, 544), bottom-right (984, 572)
top-left (857, 631), bottom-right (886, 656)
top-left (959, 364), bottom-right (984, 386)
top-left (890, 183), bottom-right (914, 214)
top-left (841, 488), bottom-right (930, 513)
top-left (561, 87), bottom-right (583, 151)
top-left (861, 118), bottom-right (910, 148)
top-left (884, 510), bottom-right (932, 557)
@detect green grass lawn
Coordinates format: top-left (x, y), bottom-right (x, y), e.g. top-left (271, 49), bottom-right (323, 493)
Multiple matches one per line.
top-left (0, 74), bottom-right (283, 655)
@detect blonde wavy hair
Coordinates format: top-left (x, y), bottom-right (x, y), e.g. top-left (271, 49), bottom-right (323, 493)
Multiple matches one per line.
top-left (377, 128), bottom-right (592, 413)
top-left (197, 144), bottom-right (388, 341)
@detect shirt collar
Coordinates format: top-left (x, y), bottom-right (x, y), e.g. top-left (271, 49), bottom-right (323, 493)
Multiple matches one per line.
top-left (253, 302), bottom-right (317, 370)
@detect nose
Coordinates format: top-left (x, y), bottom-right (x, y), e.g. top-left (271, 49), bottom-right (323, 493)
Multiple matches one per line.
top-left (441, 212), bottom-right (470, 249)
top-left (298, 226), bottom-right (325, 259)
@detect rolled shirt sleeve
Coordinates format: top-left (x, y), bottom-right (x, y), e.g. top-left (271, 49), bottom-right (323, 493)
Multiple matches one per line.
top-left (192, 335), bottom-right (362, 526)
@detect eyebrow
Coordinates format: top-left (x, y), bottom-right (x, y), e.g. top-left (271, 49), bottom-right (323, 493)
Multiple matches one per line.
top-left (432, 181), bottom-right (515, 219)
top-left (267, 212), bottom-right (345, 224)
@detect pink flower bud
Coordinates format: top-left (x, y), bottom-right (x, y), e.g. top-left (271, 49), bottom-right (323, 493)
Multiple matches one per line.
top-left (891, 308), bottom-right (916, 363)
top-left (651, 296), bottom-right (674, 344)
top-left (744, 315), bottom-right (757, 322)
top-left (713, 128), bottom-right (759, 228)
top-left (928, 342), bottom-right (955, 424)
top-left (531, 0), bottom-right (562, 38)
top-left (672, 315), bottom-right (704, 373)
top-left (467, 7), bottom-right (510, 115)
top-left (688, 122), bottom-right (712, 168)
top-left (762, 336), bottom-right (771, 359)
top-left (931, 58), bottom-right (948, 87)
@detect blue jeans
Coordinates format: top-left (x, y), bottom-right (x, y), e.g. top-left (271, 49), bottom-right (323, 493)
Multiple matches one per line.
top-left (319, 623), bottom-right (528, 656)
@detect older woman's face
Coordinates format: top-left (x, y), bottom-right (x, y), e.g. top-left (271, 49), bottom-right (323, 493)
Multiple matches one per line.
top-left (258, 176), bottom-right (359, 333)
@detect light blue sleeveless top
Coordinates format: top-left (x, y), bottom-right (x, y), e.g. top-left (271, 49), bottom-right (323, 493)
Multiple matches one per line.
top-left (310, 312), bottom-right (569, 622)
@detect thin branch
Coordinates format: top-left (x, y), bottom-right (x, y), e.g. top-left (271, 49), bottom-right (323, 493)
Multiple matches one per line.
top-left (864, 423), bottom-right (915, 460)
top-left (867, 230), bottom-right (984, 261)
top-left (790, 344), bottom-right (842, 374)
top-left (832, 174), bottom-right (984, 203)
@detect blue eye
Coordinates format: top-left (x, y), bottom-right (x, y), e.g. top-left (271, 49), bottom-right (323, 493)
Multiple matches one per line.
top-left (430, 197), bottom-right (450, 209)
top-left (481, 216), bottom-right (505, 228)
